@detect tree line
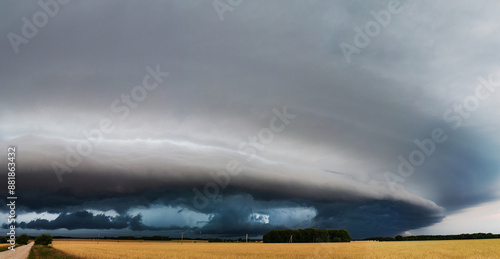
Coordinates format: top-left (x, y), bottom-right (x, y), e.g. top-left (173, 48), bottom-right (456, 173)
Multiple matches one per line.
top-left (365, 233), bottom-right (500, 241)
top-left (263, 228), bottom-right (352, 243)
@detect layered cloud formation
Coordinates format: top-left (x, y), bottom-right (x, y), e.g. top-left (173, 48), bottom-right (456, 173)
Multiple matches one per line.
top-left (1, 0), bottom-right (500, 238)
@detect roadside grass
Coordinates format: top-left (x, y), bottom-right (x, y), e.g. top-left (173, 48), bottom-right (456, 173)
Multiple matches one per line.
top-left (0, 243), bottom-right (11, 252)
top-left (28, 244), bottom-right (80, 259)
top-left (0, 242), bottom-right (26, 252)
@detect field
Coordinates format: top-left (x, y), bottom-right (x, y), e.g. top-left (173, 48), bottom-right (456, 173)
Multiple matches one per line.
top-left (0, 243), bottom-right (11, 252)
top-left (52, 239), bottom-right (500, 259)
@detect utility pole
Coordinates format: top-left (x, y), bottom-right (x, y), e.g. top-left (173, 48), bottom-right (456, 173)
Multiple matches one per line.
top-left (97, 232), bottom-right (100, 244)
top-left (246, 234), bottom-right (248, 243)
top-left (181, 232), bottom-right (183, 245)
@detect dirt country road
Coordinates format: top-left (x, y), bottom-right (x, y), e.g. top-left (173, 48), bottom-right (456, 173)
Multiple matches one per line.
top-left (0, 242), bottom-right (34, 259)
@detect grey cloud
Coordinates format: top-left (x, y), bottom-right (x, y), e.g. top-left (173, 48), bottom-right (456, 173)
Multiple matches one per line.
top-left (5, 211), bottom-right (182, 232)
top-left (11, 211), bottom-right (129, 230)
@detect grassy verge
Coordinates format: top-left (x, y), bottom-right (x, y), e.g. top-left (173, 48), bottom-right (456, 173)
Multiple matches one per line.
top-left (0, 243), bottom-right (23, 252)
top-left (28, 245), bottom-right (80, 259)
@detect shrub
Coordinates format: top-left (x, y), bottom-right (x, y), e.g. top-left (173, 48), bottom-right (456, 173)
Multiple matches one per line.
top-left (35, 234), bottom-right (53, 245)
top-left (17, 234), bottom-right (29, 245)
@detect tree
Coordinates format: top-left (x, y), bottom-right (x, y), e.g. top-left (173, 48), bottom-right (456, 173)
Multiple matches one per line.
top-left (395, 235), bottom-right (404, 241)
top-left (328, 229), bottom-right (352, 242)
top-left (35, 234), bottom-right (53, 245)
top-left (17, 234), bottom-right (29, 245)
top-left (0, 236), bottom-right (7, 243)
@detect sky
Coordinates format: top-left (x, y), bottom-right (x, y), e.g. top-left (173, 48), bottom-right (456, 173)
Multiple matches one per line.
top-left (1, 0), bottom-right (500, 239)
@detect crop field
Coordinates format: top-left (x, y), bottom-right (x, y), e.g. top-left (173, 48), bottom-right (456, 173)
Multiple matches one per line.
top-left (53, 239), bottom-right (500, 259)
top-left (0, 243), bottom-right (11, 252)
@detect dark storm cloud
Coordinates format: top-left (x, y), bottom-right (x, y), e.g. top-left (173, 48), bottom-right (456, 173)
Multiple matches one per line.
top-left (188, 195), bottom-right (444, 238)
top-left (403, 126), bottom-right (500, 211)
top-left (1, 135), bottom-right (443, 210)
top-left (1, 0), bottom-right (500, 238)
top-left (6, 189), bottom-right (443, 238)
top-left (16, 211), bottom-right (129, 230)
top-left (128, 214), bottom-right (185, 231)
top-left (311, 200), bottom-right (444, 238)
top-left (4, 211), bottom-right (183, 231)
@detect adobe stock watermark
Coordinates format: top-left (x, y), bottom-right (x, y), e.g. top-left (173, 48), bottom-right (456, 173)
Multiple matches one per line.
top-left (7, 0), bottom-right (70, 54)
top-left (51, 64), bottom-right (169, 182)
top-left (192, 106), bottom-right (295, 209)
top-left (213, 0), bottom-right (243, 21)
top-left (339, 0), bottom-right (411, 64)
top-left (385, 72), bottom-right (500, 191)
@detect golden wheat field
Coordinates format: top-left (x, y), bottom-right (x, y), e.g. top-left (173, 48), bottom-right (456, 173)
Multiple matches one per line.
top-left (52, 239), bottom-right (500, 259)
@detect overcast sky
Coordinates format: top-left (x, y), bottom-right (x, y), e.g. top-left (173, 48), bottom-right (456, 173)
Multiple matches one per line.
top-left (1, 0), bottom-right (500, 239)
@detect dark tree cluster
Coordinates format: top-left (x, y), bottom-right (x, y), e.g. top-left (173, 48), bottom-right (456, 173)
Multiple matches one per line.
top-left (17, 234), bottom-right (30, 245)
top-left (365, 233), bottom-right (500, 241)
top-left (34, 234), bottom-right (53, 245)
top-left (263, 228), bottom-right (352, 243)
